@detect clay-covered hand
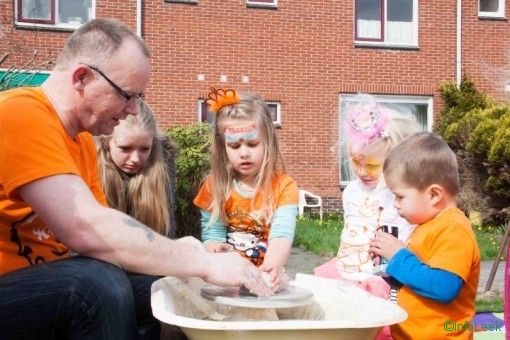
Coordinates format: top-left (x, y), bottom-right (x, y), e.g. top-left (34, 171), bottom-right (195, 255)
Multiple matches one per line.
top-left (202, 252), bottom-right (273, 298)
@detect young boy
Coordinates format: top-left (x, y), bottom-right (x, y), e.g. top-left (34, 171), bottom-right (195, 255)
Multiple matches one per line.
top-left (369, 132), bottom-right (480, 339)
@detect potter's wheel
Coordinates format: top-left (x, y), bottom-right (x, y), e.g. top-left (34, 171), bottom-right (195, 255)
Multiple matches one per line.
top-left (200, 284), bottom-right (314, 308)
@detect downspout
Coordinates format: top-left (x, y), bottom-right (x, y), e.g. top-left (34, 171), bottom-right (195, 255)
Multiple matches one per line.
top-left (136, 0), bottom-right (142, 37)
top-left (456, 0), bottom-right (462, 88)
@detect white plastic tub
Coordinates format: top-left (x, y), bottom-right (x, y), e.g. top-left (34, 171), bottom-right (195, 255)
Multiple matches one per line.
top-left (151, 273), bottom-right (407, 340)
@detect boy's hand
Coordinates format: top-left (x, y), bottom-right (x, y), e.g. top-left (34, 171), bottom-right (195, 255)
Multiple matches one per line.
top-left (204, 241), bottom-right (234, 253)
top-left (369, 232), bottom-right (405, 262)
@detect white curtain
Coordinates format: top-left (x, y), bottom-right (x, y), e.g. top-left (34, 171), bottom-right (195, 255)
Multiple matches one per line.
top-left (357, 19), bottom-right (381, 39)
top-left (387, 21), bottom-right (413, 43)
top-left (357, 19), bottom-right (413, 43)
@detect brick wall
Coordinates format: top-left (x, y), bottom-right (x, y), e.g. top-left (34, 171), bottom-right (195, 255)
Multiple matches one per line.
top-left (1, 0), bottom-right (509, 212)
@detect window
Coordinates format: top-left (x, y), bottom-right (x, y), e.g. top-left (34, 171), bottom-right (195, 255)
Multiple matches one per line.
top-left (355, 0), bottom-right (418, 47)
top-left (246, 0), bottom-right (277, 8)
top-left (199, 100), bottom-right (281, 126)
top-left (479, 0), bottom-right (505, 18)
top-left (16, 0), bottom-right (93, 28)
top-left (339, 94), bottom-right (432, 185)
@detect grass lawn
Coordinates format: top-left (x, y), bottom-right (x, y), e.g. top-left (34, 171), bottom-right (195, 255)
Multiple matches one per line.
top-left (294, 213), bottom-right (506, 312)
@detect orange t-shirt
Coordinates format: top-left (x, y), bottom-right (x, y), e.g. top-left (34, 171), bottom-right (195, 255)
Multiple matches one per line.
top-left (194, 173), bottom-right (298, 266)
top-left (391, 208), bottom-right (480, 339)
top-left (0, 87), bottom-right (107, 275)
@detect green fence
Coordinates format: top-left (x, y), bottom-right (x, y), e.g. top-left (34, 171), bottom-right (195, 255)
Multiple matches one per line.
top-left (0, 70), bottom-right (50, 90)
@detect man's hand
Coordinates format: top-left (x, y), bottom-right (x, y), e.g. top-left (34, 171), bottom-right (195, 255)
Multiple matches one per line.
top-left (202, 252), bottom-right (273, 298)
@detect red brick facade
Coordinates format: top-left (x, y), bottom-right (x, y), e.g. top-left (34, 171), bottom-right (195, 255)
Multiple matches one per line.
top-left (1, 0), bottom-right (509, 211)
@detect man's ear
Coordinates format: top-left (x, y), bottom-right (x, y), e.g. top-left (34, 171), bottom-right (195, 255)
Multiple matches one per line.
top-left (428, 184), bottom-right (444, 205)
top-left (71, 65), bottom-right (90, 91)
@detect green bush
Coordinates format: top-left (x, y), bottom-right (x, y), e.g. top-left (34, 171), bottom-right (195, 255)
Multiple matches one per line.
top-left (436, 76), bottom-right (510, 223)
top-left (166, 123), bottom-right (212, 239)
top-left (435, 74), bottom-right (489, 141)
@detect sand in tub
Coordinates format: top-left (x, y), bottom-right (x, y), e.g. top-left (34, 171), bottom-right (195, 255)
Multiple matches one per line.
top-left (162, 276), bottom-right (324, 322)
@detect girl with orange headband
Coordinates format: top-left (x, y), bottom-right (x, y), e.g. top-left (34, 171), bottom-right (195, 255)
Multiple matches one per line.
top-left (194, 88), bottom-right (298, 293)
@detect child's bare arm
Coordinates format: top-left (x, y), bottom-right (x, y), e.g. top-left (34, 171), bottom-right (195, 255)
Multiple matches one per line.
top-left (260, 237), bottom-right (292, 292)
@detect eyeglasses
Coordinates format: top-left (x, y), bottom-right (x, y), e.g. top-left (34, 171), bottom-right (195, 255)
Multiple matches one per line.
top-left (85, 64), bottom-right (144, 102)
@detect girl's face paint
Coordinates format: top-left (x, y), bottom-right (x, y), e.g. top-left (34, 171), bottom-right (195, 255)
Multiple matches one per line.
top-left (224, 124), bottom-right (259, 143)
top-left (350, 148), bottom-right (385, 189)
top-left (223, 120), bottom-right (264, 183)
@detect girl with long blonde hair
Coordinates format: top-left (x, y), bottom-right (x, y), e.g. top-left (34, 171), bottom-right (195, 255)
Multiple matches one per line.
top-left (97, 99), bottom-right (178, 238)
top-left (194, 88), bottom-right (298, 292)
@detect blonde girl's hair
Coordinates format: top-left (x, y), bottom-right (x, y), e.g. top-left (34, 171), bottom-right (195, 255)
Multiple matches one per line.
top-left (206, 93), bottom-right (286, 226)
top-left (97, 99), bottom-right (174, 236)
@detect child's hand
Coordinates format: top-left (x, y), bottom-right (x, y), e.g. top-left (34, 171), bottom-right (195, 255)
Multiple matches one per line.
top-left (369, 232), bottom-right (405, 262)
top-left (259, 264), bottom-right (289, 293)
top-left (204, 241), bottom-right (233, 253)
top-left (177, 236), bottom-right (206, 252)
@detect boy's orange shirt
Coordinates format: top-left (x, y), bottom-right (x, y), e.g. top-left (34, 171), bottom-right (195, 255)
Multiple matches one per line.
top-left (0, 87), bottom-right (107, 275)
top-left (391, 208), bottom-right (480, 339)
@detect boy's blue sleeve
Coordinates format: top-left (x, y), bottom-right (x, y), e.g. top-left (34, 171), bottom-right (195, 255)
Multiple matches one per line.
top-left (268, 204), bottom-right (297, 241)
top-left (199, 209), bottom-right (227, 243)
top-left (386, 248), bottom-right (464, 303)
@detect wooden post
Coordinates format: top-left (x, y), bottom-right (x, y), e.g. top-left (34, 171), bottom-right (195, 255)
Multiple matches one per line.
top-left (484, 220), bottom-right (510, 292)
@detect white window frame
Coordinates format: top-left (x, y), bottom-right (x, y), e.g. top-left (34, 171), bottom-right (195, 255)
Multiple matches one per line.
top-left (339, 93), bottom-right (433, 186)
top-left (479, 0), bottom-right (506, 18)
top-left (15, 0), bottom-right (95, 29)
top-left (246, 0), bottom-right (277, 8)
top-left (198, 99), bottom-right (281, 126)
top-left (267, 101), bottom-right (281, 127)
top-left (354, 0), bottom-right (418, 48)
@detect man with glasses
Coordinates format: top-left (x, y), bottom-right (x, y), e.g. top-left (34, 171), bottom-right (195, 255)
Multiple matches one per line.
top-left (0, 18), bottom-right (271, 339)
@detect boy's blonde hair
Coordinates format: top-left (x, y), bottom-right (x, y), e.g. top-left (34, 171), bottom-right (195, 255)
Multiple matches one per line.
top-left (97, 100), bottom-right (177, 236)
top-left (206, 93), bottom-right (286, 225)
top-left (383, 132), bottom-right (460, 196)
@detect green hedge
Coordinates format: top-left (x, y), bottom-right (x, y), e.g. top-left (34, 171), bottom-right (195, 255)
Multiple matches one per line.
top-left (166, 123), bottom-right (212, 239)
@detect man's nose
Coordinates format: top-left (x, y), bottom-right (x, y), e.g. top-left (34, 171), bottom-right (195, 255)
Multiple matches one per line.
top-left (124, 98), bottom-right (139, 116)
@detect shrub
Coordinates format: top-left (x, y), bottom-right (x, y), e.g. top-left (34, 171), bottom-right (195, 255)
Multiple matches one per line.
top-left (166, 123), bottom-right (212, 239)
top-left (435, 74), bottom-right (489, 141)
top-left (436, 76), bottom-right (510, 223)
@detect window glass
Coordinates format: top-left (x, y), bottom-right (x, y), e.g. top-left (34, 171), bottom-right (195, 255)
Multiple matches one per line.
top-left (480, 0), bottom-right (499, 12)
top-left (60, 0), bottom-right (91, 25)
top-left (356, 0), bottom-right (382, 40)
top-left (199, 100), bottom-right (281, 125)
top-left (339, 94), bottom-right (432, 184)
top-left (247, 0), bottom-right (276, 4)
top-left (21, 0), bottom-right (52, 21)
top-left (355, 0), bottom-right (417, 46)
top-left (479, 0), bottom-right (505, 17)
top-left (17, 0), bottom-right (93, 27)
